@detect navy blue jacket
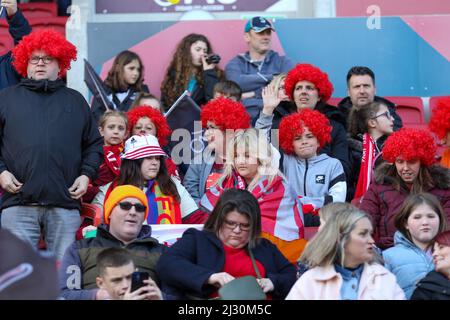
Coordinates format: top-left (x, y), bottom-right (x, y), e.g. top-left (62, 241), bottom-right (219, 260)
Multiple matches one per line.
top-left (0, 10), bottom-right (31, 91)
top-left (156, 228), bottom-right (296, 299)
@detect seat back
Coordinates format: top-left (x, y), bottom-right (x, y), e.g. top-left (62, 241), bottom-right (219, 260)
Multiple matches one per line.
top-left (18, 3), bottom-right (58, 19)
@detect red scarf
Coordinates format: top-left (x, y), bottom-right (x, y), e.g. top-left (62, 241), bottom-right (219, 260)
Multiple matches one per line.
top-left (103, 144), bottom-right (123, 176)
top-left (354, 133), bottom-right (376, 200)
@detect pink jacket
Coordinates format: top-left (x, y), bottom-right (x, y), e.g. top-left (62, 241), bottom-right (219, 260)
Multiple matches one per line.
top-left (286, 263), bottom-right (405, 300)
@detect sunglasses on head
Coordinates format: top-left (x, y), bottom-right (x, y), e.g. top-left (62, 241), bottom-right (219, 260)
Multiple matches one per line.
top-left (117, 201), bottom-right (146, 213)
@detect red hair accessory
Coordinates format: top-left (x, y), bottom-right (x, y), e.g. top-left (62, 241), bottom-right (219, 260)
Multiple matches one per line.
top-left (279, 108), bottom-right (332, 155)
top-left (12, 29), bottom-right (77, 78)
top-left (382, 128), bottom-right (436, 166)
top-left (201, 97), bottom-right (250, 130)
top-left (127, 106), bottom-right (171, 147)
top-left (284, 63), bottom-right (334, 103)
top-left (429, 97), bottom-right (450, 140)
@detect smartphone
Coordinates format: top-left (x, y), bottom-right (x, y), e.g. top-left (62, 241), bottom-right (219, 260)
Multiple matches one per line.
top-left (130, 271), bottom-right (149, 292)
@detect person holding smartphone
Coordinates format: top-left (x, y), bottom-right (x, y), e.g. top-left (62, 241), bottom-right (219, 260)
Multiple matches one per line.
top-left (96, 248), bottom-right (162, 300)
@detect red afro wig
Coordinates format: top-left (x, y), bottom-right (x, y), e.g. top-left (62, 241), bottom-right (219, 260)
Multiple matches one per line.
top-left (284, 63), bottom-right (334, 103)
top-left (279, 108), bottom-right (332, 155)
top-left (382, 128), bottom-right (436, 166)
top-left (12, 29), bottom-right (77, 78)
top-left (127, 106), bottom-right (172, 147)
top-left (429, 97), bottom-right (450, 140)
top-left (201, 97), bottom-right (251, 130)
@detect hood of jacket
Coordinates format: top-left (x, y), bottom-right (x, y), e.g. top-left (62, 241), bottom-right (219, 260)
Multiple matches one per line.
top-left (374, 163), bottom-right (450, 190)
top-left (393, 231), bottom-right (424, 251)
top-left (19, 78), bottom-right (66, 93)
top-left (315, 101), bottom-right (347, 128)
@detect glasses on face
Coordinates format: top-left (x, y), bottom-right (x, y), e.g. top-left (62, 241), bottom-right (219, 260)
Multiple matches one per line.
top-left (371, 111), bottom-right (391, 120)
top-left (29, 56), bottom-right (55, 65)
top-left (223, 219), bottom-right (251, 231)
top-left (117, 201), bottom-right (146, 213)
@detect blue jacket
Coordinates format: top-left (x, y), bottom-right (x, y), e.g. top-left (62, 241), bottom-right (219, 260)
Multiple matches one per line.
top-left (0, 10), bottom-right (31, 91)
top-left (156, 228), bottom-right (296, 299)
top-left (225, 50), bottom-right (294, 120)
top-left (383, 231), bottom-right (434, 299)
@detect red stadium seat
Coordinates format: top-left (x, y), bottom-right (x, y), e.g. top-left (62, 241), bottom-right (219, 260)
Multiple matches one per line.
top-left (18, 3), bottom-right (58, 19)
top-left (0, 34), bottom-right (14, 55)
top-left (386, 96), bottom-right (425, 127)
top-left (304, 227), bottom-right (319, 241)
top-left (28, 17), bottom-right (68, 36)
top-left (327, 97), bottom-right (343, 107)
top-left (80, 203), bottom-right (102, 227)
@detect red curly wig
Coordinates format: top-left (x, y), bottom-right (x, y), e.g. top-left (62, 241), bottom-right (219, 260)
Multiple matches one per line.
top-left (429, 97), bottom-right (450, 140)
top-left (284, 63), bottom-right (334, 103)
top-left (279, 109), bottom-right (332, 155)
top-left (12, 29), bottom-right (77, 78)
top-left (382, 128), bottom-right (436, 166)
top-left (200, 97), bottom-right (251, 130)
top-left (127, 106), bottom-right (172, 147)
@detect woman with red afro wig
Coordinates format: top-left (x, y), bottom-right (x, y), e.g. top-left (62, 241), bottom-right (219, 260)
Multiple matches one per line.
top-left (255, 63), bottom-right (350, 184)
top-left (127, 105), bottom-right (171, 147)
top-left (360, 128), bottom-right (450, 250)
top-left (184, 97), bottom-right (251, 209)
top-left (12, 29), bottom-right (77, 78)
top-left (278, 109), bottom-right (346, 227)
top-left (429, 97), bottom-right (450, 168)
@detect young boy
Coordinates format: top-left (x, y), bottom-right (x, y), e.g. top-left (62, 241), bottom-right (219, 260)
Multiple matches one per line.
top-left (213, 80), bottom-right (242, 101)
top-left (279, 109), bottom-right (347, 226)
top-left (96, 248), bottom-right (162, 300)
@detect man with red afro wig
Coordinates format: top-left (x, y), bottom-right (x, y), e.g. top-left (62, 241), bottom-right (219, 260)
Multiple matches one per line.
top-left (0, 29), bottom-right (103, 261)
top-left (360, 128), bottom-right (450, 249)
top-left (429, 97), bottom-right (450, 168)
top-left (184, 97), bottom-right (251, 206)
top-left (255, 63), bottom-right (350, 188)
top-left (127, 105), bottom-right (179, 178)
top-left (279, 109), bottom-right (347, 226)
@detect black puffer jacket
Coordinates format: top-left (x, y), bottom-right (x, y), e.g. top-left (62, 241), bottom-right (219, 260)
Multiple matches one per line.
top-left (411, 271), bottom-right (450, 300)
top-left (0, 79), bottom-right (103, 210)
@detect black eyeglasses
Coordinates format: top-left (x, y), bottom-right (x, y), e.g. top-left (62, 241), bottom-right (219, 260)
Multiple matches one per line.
top-left (117, 202), bottom-right (146, 213)
top-left (29, 56), bottom-right (55, 65)
top-left (223, 219), bottom-right (251, 231)
top-left (371, 111), bottom-right (391, 120)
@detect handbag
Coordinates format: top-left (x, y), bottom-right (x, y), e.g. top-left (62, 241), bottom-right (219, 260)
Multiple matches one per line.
top-left (218, 249), bottom-right (266, 300)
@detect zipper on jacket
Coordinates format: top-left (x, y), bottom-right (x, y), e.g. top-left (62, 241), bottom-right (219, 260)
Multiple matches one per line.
top-left (303, 159), bottom-right (309, 196)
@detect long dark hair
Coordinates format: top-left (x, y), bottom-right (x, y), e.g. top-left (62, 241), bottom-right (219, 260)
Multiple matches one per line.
top-left (160, 33), bottom-right (224, 108)
top-left (117, 157), bottom-right (180, 202)
top-left (383, 164), bottom-right (435, 193)
top-left (104, 50), bottom-right (145, 92)
top-left (203, 189), bottom-right (261, 249)
top-left (348, 101), bottom-right (385, 137)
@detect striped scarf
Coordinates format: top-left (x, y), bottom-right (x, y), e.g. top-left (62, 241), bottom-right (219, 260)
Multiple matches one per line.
top-left (354, 133), bottom-right (376, 200)
top-left (200, 172), bottom-right (304, 241)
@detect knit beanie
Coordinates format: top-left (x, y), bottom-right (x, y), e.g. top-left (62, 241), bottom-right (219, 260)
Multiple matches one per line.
top-left (104, 185), bottom-right (149, 224)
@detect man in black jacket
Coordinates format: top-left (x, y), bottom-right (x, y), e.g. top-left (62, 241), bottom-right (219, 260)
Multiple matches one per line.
top-left (0, 0), bottom-right (31, 91)
top-left (0, 29), bottom-right (103, 261)
top-left (337, 66), bottom-right (403, 130)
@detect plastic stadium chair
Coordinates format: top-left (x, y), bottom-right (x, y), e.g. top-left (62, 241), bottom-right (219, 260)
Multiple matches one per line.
top-left (18, 2), bottom-right (58, 19)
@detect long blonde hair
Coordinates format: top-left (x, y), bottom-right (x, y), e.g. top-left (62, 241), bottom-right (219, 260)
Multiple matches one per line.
top-left (218, 129), bottom-right (280, 191)
top-left (300, 207), bottom-right (373, 268)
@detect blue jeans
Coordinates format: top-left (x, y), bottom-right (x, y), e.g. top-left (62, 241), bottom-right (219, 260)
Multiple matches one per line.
top-left (1, 206), bottom-right (81, 261)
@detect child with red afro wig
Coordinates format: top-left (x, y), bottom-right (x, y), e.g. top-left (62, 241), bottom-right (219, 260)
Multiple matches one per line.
top-left (127, 105), bottom-right (171, 147)
top-left (200, 97), bottom-right (250, 130)
top-left (279, 108), bottom-right (331, 155)
top-left (12, 29), bottom-right (77, 78)
top-left (382, 128), bottom-right (437, 167)
top-left (284, 63), bottom-right (334, 103)
top-left (429, 97), bottom-right (450, 168)
top-left (278, 109), bottom-right (347, 227)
